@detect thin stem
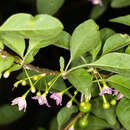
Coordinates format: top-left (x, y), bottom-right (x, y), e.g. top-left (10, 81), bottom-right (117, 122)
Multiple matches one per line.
top-left (23, 88), bottom-right (31, 98)
top-left (95, 74), bottom-right (107, 103)
top-left (65, 58), bottom-right (72, 72)
top-left (65, 63), bottom-right (89, 75)
top-left (23, 67), bottom-right (35, 90)
top-left (48, 74), bottom-right (61, 91)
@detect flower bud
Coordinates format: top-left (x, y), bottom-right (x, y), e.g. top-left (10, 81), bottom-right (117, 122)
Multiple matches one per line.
top-left (3, 71), bottom-right (10, 78)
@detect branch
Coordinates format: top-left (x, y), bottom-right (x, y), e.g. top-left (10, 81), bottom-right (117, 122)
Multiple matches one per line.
top-left (63, 112), bottom-right (84, 130)
top-left (0, 49), bottom-right (59, 75)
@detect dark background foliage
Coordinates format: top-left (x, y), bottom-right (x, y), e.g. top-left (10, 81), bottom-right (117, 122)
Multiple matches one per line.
top-left (0, 0), bottom-right (129, 130)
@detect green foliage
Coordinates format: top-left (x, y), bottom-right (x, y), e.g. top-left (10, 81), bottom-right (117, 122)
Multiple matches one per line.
top-left (91, 97), bottom-right (117, 126)
top-left (24, 38), bottom-right (58, 63)
top-left (37, 0), bottom-right (64, 15)
top-left (70, 19), bottom-right (100, 60)
top-left (1, 34), bottom-right (25, 57)
top-left (57, 106), bottom-right (78, 129)
top-left (0, 40), bottom-right (4, 49)
top-left (75, 115), bottom-right (110, 130)
top-left (89, 53), bottom-right (130, 76)
top-left (89, 0), bottom-right (109, 20)
top-left (0, 55), bottom-right (14, 74)
top-left (111, 0), bottom-right (130, 8)
top-left (100, 28), bottom-right (116, 44)
top-left (125, 45), bottom-right (130, 54)
top-left (0, 104), bottom-right (24, 125)
top-left (103, 33), bottom-right (130, 54)
top-left (107, 75), bottom-right (130, 99)
top-left (55, 31), bottom-right (71, 50)
top-left (116, 98), bottom-right (130, 129)
top-left (0, 13), bottom-right (63, 39)
top-left (110, 15), bottom-right (130, 26)
top-left (68, 68), bottom-right (92, 97)
top-left (59, 56), bottom-right (65, 71)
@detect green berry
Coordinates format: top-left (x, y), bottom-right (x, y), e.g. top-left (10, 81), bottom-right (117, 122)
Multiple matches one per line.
top-left (79, 102), bottom-right (92, 113)
top-left (110, 99), bottom-right (117, 106)
top-left (78, 117), bottom-right (88, 128)
top-left (103, 102), bottom-right (110, 109)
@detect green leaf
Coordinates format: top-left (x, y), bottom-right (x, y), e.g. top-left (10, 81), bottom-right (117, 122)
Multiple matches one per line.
top-left (89, 0), bottom-right (109, 20)
top-left (103, 33), bottom-right (130, 54)
top-left (110, 15), bottom-right (130, 26)
top-left (57, 106), bottom-right (78, 129)
top-left (0, 104), bottom-right (24, 125)
top-left (75, 115), bottom-right (110, 130)
top-left (125, 45), bottom-right (130, 54)
top-left (89, 53), bottom-right (130, 76)
top-left (59, 56), bottom-right (65, 71)
top-left (37, 0), bottom-right (64, 15)
top-left (107, 74), bottom-right (130, 99)
top-left (55, 31), bottom-right (71, 49)
top-left (68, 68), bottom-right (92, 97)
top-left (116, 98), bottom-right (130, 129)
top-left (90, 41), bottom-right (102, 61)
top-left (0, 13), bottom-right (63, 39)
top-left (0, 55), bottom-right (14, 73)
top-left (111, 0), bottom-right (130, 8)
top-left (1, 34), bottom-right (25, 57)
top-left (0, 40), bottom-right (4, 49)
top-left (24, 37), bottom-right (58, 63)
top-left (100, 28), bottom-right (116, 44)
top-left (91, 97), bottom-right (117, 126)
top-left (70, 19), bottom-right (100, 60)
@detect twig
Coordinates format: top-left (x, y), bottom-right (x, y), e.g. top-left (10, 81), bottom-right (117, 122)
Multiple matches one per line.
top-left (0, 49), bottom-right (59, 75)
top-left (63, 112), bottom-right (84, 130)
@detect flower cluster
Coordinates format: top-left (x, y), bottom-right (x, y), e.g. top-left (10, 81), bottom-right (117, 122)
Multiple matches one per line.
top-left (11, 91), bottom-right (63, 112)
top-left (99, 85), bottom-right (124, 100)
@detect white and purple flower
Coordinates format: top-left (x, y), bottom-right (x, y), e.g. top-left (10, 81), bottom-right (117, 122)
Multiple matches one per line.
top-left (32, 94), bottom-right (50, 107)
top-left (11, 96), bottom-right (27, 112)
top-left (50, 92), bottom-right (62, 106)
top-left (88, 0), bottom-right (103, 6)
top-left (99, 85), bottom-right (113, 96)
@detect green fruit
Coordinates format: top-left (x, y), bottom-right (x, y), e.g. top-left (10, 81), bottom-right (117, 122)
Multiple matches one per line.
top-left (78, 117), bottom-right (88, 128)
top-left (110, 99), bottom-right (117, 106)
top-left (79, 102), bottom-right (92, 113)
top-left (103, 102), bottom-right (110, 109)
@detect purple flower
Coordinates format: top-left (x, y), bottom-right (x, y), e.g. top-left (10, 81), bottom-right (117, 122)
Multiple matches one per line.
top-left (32, 94), bottom-right (50, 107)
top-left (99, 86), bottom-right (112, 96)
top-left (117, 93), bottom-right (124, 100)
top-left (11, 97), bottom-right (27, 112)
top-left (50, 92), bottom-right (62, 106)
top-left (88, 0), bottom-right (103, 6)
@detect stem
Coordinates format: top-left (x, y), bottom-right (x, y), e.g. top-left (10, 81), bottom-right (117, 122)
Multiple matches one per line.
top-left (23, 67), bottom-right (35, 90)
top-left (63, 112), bottom-right (84, 130)
top-left (0, 49), bottom-right (59, 75)
top-left (65, 63), bottom-right (89, 75)
top-left (23, 88), bottom-right (31, 98)
top-left (65, 58), bottom-right (72, 72)
top-left (48, 74), bottom-right (61, 91)
top-left (95, 73), bottom-right (107, 103)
